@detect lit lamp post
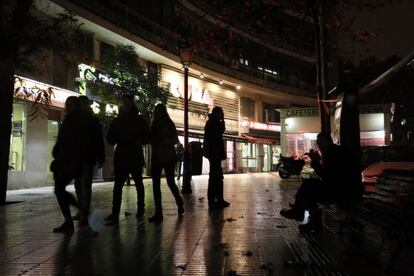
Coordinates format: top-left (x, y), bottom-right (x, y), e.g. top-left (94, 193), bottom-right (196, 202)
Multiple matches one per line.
top-left (180, 46), bottom-right (193, 194)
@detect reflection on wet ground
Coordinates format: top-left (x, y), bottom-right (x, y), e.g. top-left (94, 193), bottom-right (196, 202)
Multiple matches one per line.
top-left (1, 173), bottom-right (412, 275)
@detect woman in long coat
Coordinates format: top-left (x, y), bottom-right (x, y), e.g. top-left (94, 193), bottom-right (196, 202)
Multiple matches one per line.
top-left (149, 103), bottom-right (184, 222)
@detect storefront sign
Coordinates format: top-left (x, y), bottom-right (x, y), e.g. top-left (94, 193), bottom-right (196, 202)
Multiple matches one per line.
top-left (169, 81), bottom-right (212, 105)
top-left (240, 119), bottom-right (280, 132)
top-left (14, 75), bottom-right (79, 109)
top-left (168, 108), bottom-right (238, 133)
top-left (281, 107), bottom-right (319, 118)
top-left (78, 63), bottom-right (117, 96)
top-left (359, 104), bottom-right (391, 114)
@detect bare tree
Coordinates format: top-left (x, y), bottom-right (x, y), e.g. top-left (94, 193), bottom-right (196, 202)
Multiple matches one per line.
top-left (261, 0), bottom-right (397, 134)
top-left (0, 0), bottom-right (78, 204)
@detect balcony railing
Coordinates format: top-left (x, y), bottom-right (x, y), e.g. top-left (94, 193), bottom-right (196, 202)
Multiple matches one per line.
top-left (59, 0), bottom-right (315, 96)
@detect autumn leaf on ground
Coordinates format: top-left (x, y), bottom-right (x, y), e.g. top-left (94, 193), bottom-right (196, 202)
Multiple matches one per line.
top-left (176, 265), bottom-right (186, 270)
top-left (215, 242), bottom-right (228, 249)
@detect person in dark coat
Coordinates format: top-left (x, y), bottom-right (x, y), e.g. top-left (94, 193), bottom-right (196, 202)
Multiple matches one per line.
top-left (280, 132), bottom-right (361, 231)
top-left (203, 106), bottom-right (230, 209)
top-left (72, 96), bottom-right (105, 233)
top-left (52, 96), bottom-right (82, 233)
top-left (148, 103), bottom-right (184, 222)
top-left (104, 95), bottom-right (149, 225)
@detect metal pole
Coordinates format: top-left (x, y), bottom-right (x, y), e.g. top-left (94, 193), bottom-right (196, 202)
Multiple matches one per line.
top-left (181, 66), bottom-right (192, 194)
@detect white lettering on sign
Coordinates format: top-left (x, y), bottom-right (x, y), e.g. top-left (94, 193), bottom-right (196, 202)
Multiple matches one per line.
top-left (168, 108), bottom-right (238, 132)
top-left (241, 119), bottom-right (280, 132)
top-left (105, 104), bottom-right (119, 115)
top-left (282, 108), bottom-right (319, 118)
top-left (169, 81), bottom-right (211, 105)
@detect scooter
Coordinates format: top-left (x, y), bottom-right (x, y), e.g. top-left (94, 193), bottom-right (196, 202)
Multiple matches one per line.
top-left (276, 154), bottom-right (306, 179)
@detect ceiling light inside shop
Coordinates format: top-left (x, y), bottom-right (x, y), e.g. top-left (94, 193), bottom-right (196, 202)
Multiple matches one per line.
top-left (236, 85), bottom-right (241, 90)
top-left (219, 80), bottom-right (224, 85)
top-left (200, 73), bottom-right (205, 79)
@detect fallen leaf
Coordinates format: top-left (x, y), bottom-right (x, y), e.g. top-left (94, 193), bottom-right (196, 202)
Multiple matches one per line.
top-left (125, 212), bottom-right (132, 216)
top-left (176, 265), bottom-right (186, 270)
top-left (284, 259), bottom-right (307, 267)
top-left (226, 218), bottom-right (237, 222)
top-left (198, 197), bottom-right (205, 201)
top-left (216, 242), bottom-right (228, 249)
top-left (243, 250), bottom-right (253, 256)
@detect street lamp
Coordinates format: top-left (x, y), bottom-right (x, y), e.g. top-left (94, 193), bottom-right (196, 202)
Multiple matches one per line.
top-left (179, 46), bottom-right (193, 194)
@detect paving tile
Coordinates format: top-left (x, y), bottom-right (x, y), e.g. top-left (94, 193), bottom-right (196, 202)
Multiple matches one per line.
top-left (1, 173), bottom-right (413, 275)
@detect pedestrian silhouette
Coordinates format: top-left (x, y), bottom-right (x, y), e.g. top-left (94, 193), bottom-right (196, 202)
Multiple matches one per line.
top-left (104, 95), bottom-right (149, 225)
top-left (280, 132), bottom-right (361, 231)
top-left (51, 96), bottom-right (82, 233)
top-left (203, 106), bottom-right (230, 209)
top-left (72, 95), bottom-right (105, 235)
top-left (148, 103), bottom-right (184, 222)
top-left (175, 142), bottom-right (184, 181)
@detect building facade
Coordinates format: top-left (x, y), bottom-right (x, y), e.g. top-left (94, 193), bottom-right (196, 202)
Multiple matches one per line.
top-left (7, 0), bottom-right (317, 189)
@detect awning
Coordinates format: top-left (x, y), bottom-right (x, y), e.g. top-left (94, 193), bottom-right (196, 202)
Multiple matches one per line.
top-left (242, 134), bottom-right (279, 145)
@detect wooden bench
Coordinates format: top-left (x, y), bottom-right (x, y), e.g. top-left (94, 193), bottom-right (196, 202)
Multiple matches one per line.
top-left (323, 169), bottom-right (414, 267)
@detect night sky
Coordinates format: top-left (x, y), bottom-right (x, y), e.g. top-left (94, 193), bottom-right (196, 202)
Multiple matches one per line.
top-left (349, 0), bottom-right (414, 62)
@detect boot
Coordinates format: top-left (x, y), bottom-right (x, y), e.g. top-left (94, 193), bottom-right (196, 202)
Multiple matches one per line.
top-left (53, 219), bottom-right (74, 234)
top-left (136, 206), bottom-right (145, 221)
top-left (104, 213), bottom-right (119, 226)
top-left (148, 213), bottom-right (163, 222)
top-left (280, 206), bottom-right (305, 221)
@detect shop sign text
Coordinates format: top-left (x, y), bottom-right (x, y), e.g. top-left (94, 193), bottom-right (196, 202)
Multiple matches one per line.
top-left (281, 108), bottom-right (319, 118)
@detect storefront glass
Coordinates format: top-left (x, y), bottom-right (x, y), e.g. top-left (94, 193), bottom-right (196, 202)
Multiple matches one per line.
top-left (225, 141), bottom-right (235, 172)
top-left (285, 133), bottom-right (317, 157)
top-left (360, 130), bottom-right (385, 146)
top-left (272, 145), bottom-right (281, 170)
top-left (9, 103), bottom-right (26, 171)
top-left (241, 142), bottom-right (257, 169)
top-left (47, 120), bottom-right (59, 181)
top-left (263, 144), bottom-right (271, 172)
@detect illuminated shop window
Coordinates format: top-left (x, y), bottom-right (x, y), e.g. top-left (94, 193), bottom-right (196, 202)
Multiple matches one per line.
top-left (9, 103), bottom-right (26, 171)
top-left (241, 143), bottom-right (257, 168)
top-left (285, 133), bottom-right (317, 157)
top-left (360, 131), bottom-right (385, 146)
top-left (47, 120), bottom-right (59, 181)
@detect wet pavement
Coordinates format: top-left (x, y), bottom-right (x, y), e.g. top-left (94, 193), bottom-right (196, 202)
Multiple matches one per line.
top-left (1, 173), bottom-right (413, 275)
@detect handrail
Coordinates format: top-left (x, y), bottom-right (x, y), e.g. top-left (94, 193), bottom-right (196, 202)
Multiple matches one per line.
top-left (62, 0), bottom-right (315, 96)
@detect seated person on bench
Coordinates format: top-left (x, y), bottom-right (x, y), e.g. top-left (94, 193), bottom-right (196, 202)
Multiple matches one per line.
top-left (280, 132), bottom-right (362, 231)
